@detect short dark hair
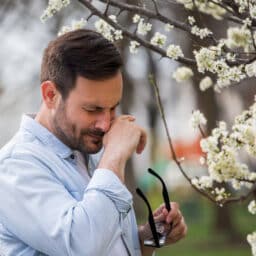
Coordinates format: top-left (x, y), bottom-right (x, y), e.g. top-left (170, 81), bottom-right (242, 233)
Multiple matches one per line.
top-left (40, 29), bottom-right (123, 99)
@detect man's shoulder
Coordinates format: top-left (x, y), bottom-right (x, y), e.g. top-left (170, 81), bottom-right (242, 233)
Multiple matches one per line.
top-left (0, 130), bottom-right (50, 164)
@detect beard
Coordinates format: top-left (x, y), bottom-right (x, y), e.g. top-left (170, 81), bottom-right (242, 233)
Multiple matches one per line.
top-left (52, 100), bottom-right (105, 155)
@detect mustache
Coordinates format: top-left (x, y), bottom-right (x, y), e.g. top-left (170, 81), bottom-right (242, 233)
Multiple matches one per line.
top-left (81, 129), bottom-right (105, 137)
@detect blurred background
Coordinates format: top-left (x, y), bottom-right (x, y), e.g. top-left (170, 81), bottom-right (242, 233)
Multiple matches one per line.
top-left (0, 0), bottom-right (255, 255)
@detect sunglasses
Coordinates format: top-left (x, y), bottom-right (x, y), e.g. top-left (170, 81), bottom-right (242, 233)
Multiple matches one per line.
top-left (136, 168), bottom-right (172, 248)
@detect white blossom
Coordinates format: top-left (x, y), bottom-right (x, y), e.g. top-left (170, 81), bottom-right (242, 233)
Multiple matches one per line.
top-left (165, 23), bottom-right (174, 32)
top-left (41, 0), bottom-right (70, 22)
top-left (194, 47), bottom-right (217, 73)
top-left (245, 61), bottom-right (256, 77)
top-left (200, 136), bottom-right (218, 154)
top-left (58, 18), bottom-right (87, 36)
top-left (114, 30), bottom-right (123, 40)
top-left (199, 76), bottom-right (213, 91)
top-left (248, 200), bottom-right (256, 215)
top-left (191, 25), bottom-right (212, 39)
top-left (247, 232), bottom-right (256, 256)
top-left (189, 110), bottom-right (207, 129)
top-left (199, 156), bottom-right (206, 165)
top-left (243, 18), bottom-right (252, 27)
top-left (108, 15), bottom-right (117, 23)
top-left (150, 32), bottom-right (167, 47)
top-left (176, 0), bottom-right (193, 9)
top-left (172, 66), bottom-right (193, 82)
top-left (213, 187), bottom-right (228, 201)
top-left (137, 19), bottom-right (152, 35)
top-left (226, 52), bottom-right (236, 62)
top-left (95, 19), bottom-right (114, 42)
top-left (191, 178), bottom-right (200, 189)
top-left (197, 0), bottom-right (226, 19)
top-left (249, 172), bottom-right (256, 181)
top-left (129, 41), bottom-right (140, 54)
top-left (94, 18), bottom-right (123, 42)
top-left (192, 176), bottom-right (213, 189)
top-left (226, 27), bottom-right (251, 50)
top-left (133, 14), bottom-right (141, 23)
top-left (188, 16), bottom-right (195, 25)
top-left (250, 4), bottom-right (256, 19)
top-left (166, 44), bottom-right (184, 60)
top-left (177, 0), bottom-right (226, 19)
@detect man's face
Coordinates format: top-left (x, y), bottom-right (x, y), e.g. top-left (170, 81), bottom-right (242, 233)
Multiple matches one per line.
top-left (52, 72), bottom-right (123, 155)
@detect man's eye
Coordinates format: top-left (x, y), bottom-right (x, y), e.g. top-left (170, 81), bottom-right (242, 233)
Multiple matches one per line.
top-left (84, 108), bottom-right (102, 113)
top-left (82, 107), bottom-right (94, 112)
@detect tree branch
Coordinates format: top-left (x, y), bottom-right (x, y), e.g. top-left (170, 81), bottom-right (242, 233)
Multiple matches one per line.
top-left (77, 0), bottom-right (195, 65)
top-left (220, 186), bottom-right (256, 205)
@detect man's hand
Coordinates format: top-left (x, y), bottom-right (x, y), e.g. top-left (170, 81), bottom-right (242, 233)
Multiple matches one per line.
top-left (139, 202), bottom-right (187, 255)
top-left (153, 202), bottom-right (187, 244)
top-left (98, 115), bottom-right (147, 182)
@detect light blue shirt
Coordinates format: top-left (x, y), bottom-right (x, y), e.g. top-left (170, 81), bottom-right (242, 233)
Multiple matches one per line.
top-left (0, 115), bottom-right (141, 256)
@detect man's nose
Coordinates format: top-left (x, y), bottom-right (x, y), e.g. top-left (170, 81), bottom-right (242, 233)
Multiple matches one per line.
top-left (95, 111), bottom-right (112, 132)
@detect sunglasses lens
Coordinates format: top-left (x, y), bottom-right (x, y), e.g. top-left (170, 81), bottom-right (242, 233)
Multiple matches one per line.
top-left (143, 221), bottom-right (171, 247)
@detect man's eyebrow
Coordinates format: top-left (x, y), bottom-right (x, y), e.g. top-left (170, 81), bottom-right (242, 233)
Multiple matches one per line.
top-left (82, 102), bottom-right (120, 110)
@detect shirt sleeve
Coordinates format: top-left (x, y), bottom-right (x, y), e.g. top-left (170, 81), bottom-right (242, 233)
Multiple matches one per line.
top-left (0, 152), bottom-right (133, 256)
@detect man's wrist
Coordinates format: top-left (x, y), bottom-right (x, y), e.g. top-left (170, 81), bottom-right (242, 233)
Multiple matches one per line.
top-left (98, 150), bottom-right (126, 182)
top-left (138, 225), bottom-right (156, 256)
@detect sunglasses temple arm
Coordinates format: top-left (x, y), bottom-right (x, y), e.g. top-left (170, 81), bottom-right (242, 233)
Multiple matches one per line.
top-left (148, 168), bottom-right (171, 212)
top-left (136, 188), bottom-right (160, 248)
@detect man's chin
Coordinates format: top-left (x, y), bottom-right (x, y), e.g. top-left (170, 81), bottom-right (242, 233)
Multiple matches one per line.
top-left (80, 142), bottom-right (103, 155)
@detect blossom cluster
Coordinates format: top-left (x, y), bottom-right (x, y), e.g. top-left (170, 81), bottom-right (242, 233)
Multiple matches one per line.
top-left (41, 1), bottom-right (256, 93)
top-left (247, 232), bottom-right (256, 256)
top-left (199, 76), bottom-right (213, 91)
top-left (166, 45), bottom-right (184, 60)
top-left (176, 0), bottom-right (226, 19)
top-left (172, 66), bottom-right (193, 82)
top-left (41, 0), bottom-right (70, 22)
top-left (193, 46), bottom-right (248, 90)
top-left (191, 25), bottom-right (212, 39)
top-left (150, 32), bottom-right (167, 48)
top-left (226, 26), bottom-right (252, 51)
top-left (132, 14), bottom-right (186, 60)
top-left (190, 102), bottom-right (256, 199)
top-left (129, 41), bottom-right (140, 54)
top-left (189, 110), bottom-right (207, 129)
top-left (94, 17), bottom-right (123, 42)
top-left (58, 18), bottom-right (87, 36)
top-left (248, 200), bottom-right (256, 215)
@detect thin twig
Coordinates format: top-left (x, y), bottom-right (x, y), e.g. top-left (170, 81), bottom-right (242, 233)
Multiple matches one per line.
top-left (198, 125), bottom-right (206, 138)
top-left (151, 0), bottom-right (160, 15)
top-left (148, 74), bottom-right (218, 203)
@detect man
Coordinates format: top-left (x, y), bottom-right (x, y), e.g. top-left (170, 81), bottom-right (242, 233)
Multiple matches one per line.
top-left (0, 29), bottom-right (187, 256)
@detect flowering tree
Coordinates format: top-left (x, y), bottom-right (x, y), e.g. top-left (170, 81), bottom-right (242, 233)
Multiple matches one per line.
top-left (41, 0), bottom-right (256, 254)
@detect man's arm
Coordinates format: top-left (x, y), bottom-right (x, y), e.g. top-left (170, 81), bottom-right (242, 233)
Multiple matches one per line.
top-left (0, 115), bottom-right (147, 255)
top-left (98, 115), bottom-right (147, 183)
top-left (0, 154), bottom-right (132, 255)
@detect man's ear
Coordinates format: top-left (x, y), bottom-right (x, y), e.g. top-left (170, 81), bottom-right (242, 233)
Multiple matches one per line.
top-left (40, 81), bottom-right (60, 109)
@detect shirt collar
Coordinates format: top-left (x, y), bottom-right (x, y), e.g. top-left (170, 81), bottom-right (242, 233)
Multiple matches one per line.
top-left (20, 114), bottom-right (73, 159)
